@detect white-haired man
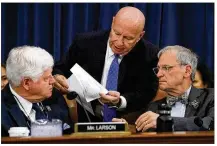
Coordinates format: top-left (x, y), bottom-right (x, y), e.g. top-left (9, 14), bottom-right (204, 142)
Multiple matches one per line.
top-left (2, 46), bottom-right (73, 137)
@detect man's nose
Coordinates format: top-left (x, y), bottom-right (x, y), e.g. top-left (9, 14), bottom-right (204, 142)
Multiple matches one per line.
top-left (50, 76), bottom-right (55, 84)
top-left (116, 36), bottom-right (124, 46)
top-left (157, 69), bottom-right (164, 78)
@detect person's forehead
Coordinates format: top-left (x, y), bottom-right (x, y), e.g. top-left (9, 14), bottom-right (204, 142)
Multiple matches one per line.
top-left (113, 17), bottom-right (140, 35)
top-left (40, 68), bottom-right (52, 77)
top-left (158, 51), bottom-right (177, 65)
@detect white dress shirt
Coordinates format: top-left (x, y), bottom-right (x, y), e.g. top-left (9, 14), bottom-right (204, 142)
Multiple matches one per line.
top-left (100, 40), bottom-right (127, 109)
top-left (171, 86), bottom-right (192, 117)
top-left (9, 84), bottom-right (37, 122)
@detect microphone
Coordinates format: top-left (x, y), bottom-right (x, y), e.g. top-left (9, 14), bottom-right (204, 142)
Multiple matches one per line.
top-left (194, 117), bottom-right (210, 131)
top-left (66, 91), bottom-right (91, 123)
top-left (194, 117), bottom-right (203, 127)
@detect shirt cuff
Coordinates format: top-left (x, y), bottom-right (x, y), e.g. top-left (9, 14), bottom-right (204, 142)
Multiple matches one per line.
top-left (118, 95), bottom-right (127, 109)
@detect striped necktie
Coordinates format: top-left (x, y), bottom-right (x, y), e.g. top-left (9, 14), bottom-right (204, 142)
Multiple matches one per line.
top-left (32, 103), bottom-right (47, 120)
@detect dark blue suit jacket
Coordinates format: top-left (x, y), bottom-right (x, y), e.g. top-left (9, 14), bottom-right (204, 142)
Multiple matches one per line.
top-left (54, 30), bottom-right (160, 122)
top-left (1, 84), bottom-right (74, 137)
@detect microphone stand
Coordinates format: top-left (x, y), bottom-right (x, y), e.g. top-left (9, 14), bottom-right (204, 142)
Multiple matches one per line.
top-left (67, 92), bottom-right (91, 122)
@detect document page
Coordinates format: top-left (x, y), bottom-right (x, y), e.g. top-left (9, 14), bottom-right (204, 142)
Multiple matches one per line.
top-left (67, 74), bottom-right (95, 115)
top-left (66, 63), bottom-right (108, 116)
top-left (70, 63), bottom-right (108, 102)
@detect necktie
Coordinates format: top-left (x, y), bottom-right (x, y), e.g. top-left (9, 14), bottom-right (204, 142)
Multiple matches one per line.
top-left (32, 103), bottom-right (47, 120)
top-left (166, 93), bottom-right (188, 106)
top-left (103, 54), bottom-right (119, 122)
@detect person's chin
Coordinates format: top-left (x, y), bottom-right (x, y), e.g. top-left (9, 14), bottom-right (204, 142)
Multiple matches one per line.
top-left (46, 92), bottom-right (53, 98)
top-left (159, 84), bottom-right (167, 90)
top-left (159, 82), bottom-right (164, 86)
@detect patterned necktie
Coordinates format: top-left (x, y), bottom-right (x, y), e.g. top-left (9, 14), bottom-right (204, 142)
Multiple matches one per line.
top-left (32, 103), bottom-right (47, 120)
top-left (103, 54), bottom-right (119, 122)
top-left (166, 93), bottom-right (188, 106)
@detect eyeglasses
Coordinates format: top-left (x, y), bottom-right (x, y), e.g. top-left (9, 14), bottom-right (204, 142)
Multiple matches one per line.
top-left (153, 64), bottom-right (182, 75)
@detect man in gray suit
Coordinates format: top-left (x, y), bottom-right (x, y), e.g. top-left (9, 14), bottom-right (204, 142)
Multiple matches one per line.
top-left (113, 45), bottom-right (214, 132)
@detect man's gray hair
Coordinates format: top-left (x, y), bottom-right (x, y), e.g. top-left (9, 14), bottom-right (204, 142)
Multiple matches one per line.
top-left (157, 45), bottom-right (198, 81)
top-left (6, 46), bottom-right (54, 87)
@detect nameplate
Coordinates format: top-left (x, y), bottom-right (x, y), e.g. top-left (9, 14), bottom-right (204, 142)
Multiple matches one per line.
top-left (74, 122), bottom-right (128, 133)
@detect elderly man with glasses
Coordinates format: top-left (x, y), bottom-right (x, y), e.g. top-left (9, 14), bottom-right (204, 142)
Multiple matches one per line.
top-left (113, 45), bottom-right (214, 132)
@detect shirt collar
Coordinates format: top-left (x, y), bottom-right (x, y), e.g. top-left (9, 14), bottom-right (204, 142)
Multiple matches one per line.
top-left (185, 85), bottom-right (192, 98)
top-left (168, 85), bottom-right (192, 98)
top-left (9, 84), bottom-right (33, 116)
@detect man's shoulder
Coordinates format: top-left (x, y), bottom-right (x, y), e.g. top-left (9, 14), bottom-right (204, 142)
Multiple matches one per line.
top-left (1, 84), bottom-right (13, 103)
top-left (133, 38), bottom-right (160, 57)
top-left (200, 88), bottom-right (214, 99)
top-left (75, 30), bottom-right (110, 41)
top-left (192, 87), bottom-right (214, 97)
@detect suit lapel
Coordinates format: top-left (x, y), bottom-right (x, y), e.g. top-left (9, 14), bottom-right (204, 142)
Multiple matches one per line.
top-left (118, 58), bottom-right (126, 87)
top-left (90, 32), bottom-right (108, 83)
top-left (117, 42), bottom-right (140, 87)
top-left (185, 87), bottom-right (203, 117)
top-left (9, 105), bottom-right (29, 127)
top-left (4, 85), bottom-right (29, 127)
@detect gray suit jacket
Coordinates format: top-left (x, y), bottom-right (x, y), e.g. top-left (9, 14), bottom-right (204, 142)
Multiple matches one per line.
top-left (146, 87), bottom-right (214, 131)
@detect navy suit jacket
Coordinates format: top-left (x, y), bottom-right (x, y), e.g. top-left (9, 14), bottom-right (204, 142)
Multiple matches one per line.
top-left (1, 84), bottom-right (74, 137)
top-left (54, 30), bottom-right (159, 122)
top-left (146, 87), bottom-right (214, 131)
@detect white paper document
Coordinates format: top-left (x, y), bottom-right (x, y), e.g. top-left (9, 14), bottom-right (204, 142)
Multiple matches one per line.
top-left (67, 74), bottom-right (95, 115)
top-left (70, 63), bottom-right (108, 102)
top-left (67, 63), bottom-right (108, 116)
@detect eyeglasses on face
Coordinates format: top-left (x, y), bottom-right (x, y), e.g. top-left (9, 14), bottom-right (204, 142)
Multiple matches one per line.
top-left (152, 64), bottom-right (183, 75)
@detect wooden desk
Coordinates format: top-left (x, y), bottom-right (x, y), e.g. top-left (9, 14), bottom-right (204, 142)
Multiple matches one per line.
top-left (2, 131), bottom-right (214, 144)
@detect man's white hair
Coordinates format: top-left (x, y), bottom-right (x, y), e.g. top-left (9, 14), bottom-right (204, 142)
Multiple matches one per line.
top-left (6, 45), bottom-right (54, 87)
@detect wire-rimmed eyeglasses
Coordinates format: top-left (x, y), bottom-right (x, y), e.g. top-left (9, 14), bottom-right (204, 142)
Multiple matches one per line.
top-left (153, 64), bottom-right (183, 75)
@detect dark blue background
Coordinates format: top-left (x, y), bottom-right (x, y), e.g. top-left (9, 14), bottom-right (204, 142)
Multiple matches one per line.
top-left (1, 3), bottom-right (214, 71)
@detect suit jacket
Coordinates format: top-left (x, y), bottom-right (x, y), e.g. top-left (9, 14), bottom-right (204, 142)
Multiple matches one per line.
top-left (1, 84), bottom-right (74, 137)
top-left (54, 30), bottom-right (159, 122)
top-left (146, 87), bottom-right (214, 131)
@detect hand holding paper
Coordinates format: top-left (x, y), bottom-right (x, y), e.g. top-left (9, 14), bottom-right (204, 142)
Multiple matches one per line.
top-left (99, 91), bottom-right (120, 105)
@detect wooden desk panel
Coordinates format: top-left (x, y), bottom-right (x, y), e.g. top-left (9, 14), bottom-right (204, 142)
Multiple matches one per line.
top-left (2, 131), bottom-right (214, 144)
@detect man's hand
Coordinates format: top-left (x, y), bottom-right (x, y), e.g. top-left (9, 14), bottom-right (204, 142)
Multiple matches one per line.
top-left (112, 118), bottom-right (127, 123)
top-left (54, 74), bottom-right (69, 94)
top-left (135, 111), bottom-right (159, 132)
top-left (99, 91), bottom-right (120, 106)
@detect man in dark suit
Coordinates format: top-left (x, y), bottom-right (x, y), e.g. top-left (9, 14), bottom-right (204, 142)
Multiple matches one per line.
top-left (1, 46), bottom-right (73, 137)
top-left (113, 45), bottom-right (214, 132)
top-left (54, 6), bottom-right (159, 122)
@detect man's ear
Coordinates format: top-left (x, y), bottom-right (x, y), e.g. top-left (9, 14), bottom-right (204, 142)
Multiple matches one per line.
top-left (137, 31), bottom-right (145, 42)
top-left (111, 17), bottom-right (115, 28)
top-left (21, 78), bottom-right (32, 91)
top-left (184, 65), bottom-right (192, 78)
